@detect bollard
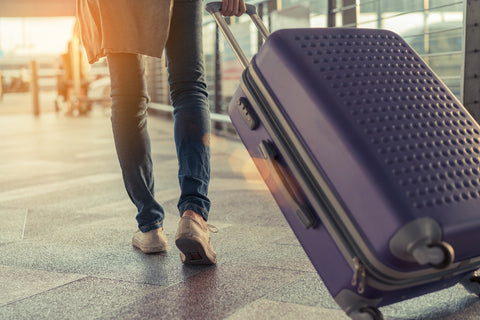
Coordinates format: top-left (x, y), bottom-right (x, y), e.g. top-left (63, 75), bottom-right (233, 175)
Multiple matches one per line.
top-left (71, 36), bottom-right (81, 100)
top-left (30, 60), bottom-right (40, 116)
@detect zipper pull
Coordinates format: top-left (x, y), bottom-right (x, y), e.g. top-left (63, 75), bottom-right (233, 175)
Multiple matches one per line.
top-left (351, 257), bottom-right (366, 294)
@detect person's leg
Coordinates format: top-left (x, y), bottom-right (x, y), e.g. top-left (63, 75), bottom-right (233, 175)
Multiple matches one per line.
top-left (107, 53), bottom-right (165, 233)
top-left (167, 0), bottom-right (216, 264)
top-left (165, 0), bottom-right (211, 222)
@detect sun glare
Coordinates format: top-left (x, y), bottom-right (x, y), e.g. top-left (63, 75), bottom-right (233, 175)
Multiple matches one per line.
top-left (0, 17), bottom-right (76, 56)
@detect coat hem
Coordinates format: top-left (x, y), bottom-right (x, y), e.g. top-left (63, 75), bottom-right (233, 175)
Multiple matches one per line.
top-left (87, 48), bottom-right (165, 65)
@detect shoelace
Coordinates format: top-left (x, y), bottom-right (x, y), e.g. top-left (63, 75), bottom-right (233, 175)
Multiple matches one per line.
top-left (207, 224), bottom-right (219, 233)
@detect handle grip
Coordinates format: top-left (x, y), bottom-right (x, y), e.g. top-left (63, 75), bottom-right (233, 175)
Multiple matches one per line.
top-left (205, 2), bottom-right (257, 15)
top-left (205, 2), bottom-right (270, 69)
top-left (259, 141), bottom-right (317, 229)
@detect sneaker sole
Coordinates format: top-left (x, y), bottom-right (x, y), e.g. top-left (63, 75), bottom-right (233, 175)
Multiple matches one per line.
top-left (175, 237), bottom-right (217, 265)
top-left (132, 240), bottom-right (167, 254)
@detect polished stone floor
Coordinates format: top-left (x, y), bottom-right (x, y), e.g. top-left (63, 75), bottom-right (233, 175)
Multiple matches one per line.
top-left (1, 92), bottom-right (480, 319)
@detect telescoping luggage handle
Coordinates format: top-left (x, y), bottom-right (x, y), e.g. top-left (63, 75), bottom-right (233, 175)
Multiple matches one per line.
top-left (205, 2), bottom-right (270, 69)
top-left (207, 2), bottom-right (317, 229)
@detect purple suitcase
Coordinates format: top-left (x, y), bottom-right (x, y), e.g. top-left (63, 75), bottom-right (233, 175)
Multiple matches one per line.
top-left (207, 3), bottom-right (480, 319)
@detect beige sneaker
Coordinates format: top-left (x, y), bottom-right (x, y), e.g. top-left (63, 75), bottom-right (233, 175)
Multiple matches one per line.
top-left (175, 216), bottom-right (217, 265)
top-left (132, 228), bottom-right (168, 253)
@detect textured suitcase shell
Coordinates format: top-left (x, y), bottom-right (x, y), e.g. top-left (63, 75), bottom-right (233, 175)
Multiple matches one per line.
top-left (252, 27), bottom-right (480, 263)
top-left (229, 27), bottom-right (480, 315)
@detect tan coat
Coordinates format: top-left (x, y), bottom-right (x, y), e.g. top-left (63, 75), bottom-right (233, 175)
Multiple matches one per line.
top-left (76, 0), bottom-right (174, 64)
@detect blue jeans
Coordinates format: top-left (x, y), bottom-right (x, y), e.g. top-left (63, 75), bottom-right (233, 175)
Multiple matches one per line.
top-left (107, 0), bottom-right (211, 233)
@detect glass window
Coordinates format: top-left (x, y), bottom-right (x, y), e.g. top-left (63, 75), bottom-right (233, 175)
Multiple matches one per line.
top-left (196, 0), bottom-right (466, 114)
top-left (357, 0), bottom-right (464, 98)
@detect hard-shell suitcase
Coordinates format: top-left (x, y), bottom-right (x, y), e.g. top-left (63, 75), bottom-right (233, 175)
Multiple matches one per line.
top-left (207, 3), bottom-right (480, 319)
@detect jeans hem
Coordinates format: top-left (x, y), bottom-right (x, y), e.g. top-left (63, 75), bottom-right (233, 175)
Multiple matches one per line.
top-left (139, 221), bottom-right (164, 233)
top-left (180, 203), bottom-right (209, 221)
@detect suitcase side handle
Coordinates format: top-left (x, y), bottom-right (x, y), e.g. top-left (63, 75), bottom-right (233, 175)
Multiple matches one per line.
top-left (259, 141), bottom-right (318, 229)
top-left (206, 2), bottom-right (270, 69)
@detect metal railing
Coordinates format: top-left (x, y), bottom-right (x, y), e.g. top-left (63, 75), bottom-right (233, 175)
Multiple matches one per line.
top-left (146, 0), bottom-right (271, 129)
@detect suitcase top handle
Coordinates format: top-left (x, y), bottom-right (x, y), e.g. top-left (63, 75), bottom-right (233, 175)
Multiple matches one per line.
top-left (206, 2), bottom-right (270, 69)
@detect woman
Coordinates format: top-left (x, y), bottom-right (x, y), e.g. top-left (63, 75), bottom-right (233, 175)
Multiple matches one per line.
top-left (76, 0), bottom-right (246, 264)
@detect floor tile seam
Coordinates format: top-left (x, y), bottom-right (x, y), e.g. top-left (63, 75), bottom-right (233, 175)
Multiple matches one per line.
top-left (92, 296), bottom-right (155, 320)
top-left (0, 274), bottom-right (90, 308)
top-left (232, 260), bottom-right (316, 274)
top-left (260, 296), bottom-right (331, 310)
top-left (0, 238), bottom-right (116, 248)
top-left (257, 270), bottom-right (316, 299)
top-left (214, 242), bottom-right (314, 272)
top-left (211, 261), bottom-right (316, 288)
top-left (92, 277), bottom-right (196, 320)
top-left (191, 262), bottom-right (312, 320)
top-left (0, 263), bottom-right (89, 276)
top-left (227, 297), bottom-right (340, 317)
top-left (0, 173), bottom-right (122, 203)
top-left (263, 288), bottom-right (332, 310)
top-left (85, 274), bottom-right (170, 289)
top-left (220, 271), bottom-right (321, 320)
top-left (0, 274), bottom-right (168, 310)
top-left (90, 273), bottom-right (206, 320)
top-left (133, 261), bottom-right (309, 297)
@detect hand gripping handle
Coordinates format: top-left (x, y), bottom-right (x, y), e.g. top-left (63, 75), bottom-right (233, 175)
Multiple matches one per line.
top-left (205, 2), bottom-right (270, 69)
top-left (205, 1), bottom-right (256, 15)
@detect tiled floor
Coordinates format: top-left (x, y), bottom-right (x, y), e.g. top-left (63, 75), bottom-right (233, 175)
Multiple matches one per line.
top-left (1, 92), bottom-right (480, 319)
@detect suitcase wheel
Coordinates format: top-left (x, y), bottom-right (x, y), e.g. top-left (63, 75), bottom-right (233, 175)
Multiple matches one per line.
top-left (425, 241), bottom-right (455, 269)
top-left (349, 306), bottom-right (384, 320)
top-left (460, 270), bottom-right (480, 297)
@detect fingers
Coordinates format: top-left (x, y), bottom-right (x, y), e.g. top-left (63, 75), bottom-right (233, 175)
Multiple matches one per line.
top-left (220, 0), bottom-right (231, 16)
top-left (221, 0), bottom-right (247, 17)
top-left (236, 0), bottom-right (247, 17)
